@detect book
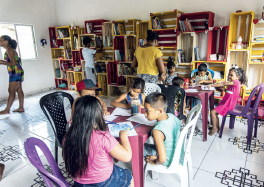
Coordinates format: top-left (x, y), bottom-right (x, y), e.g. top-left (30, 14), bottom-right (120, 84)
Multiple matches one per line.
top-left (177, 49), bottom-right (182, 63)
top-left (118, 24), bottom-right (125, 35)
top-left (194, 47), bottom-right (200, 60)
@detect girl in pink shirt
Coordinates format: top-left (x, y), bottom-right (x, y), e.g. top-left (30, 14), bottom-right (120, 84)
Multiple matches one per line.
top-left (208, 66), bottom-right (247, 136)
top-left (63, 95), bottom-right (134, 187)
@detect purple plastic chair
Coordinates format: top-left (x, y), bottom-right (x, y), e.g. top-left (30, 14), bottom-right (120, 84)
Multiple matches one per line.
top-left (24, 137), bottom-right (71, 187)
top-left (219, 83), bottom-right (264, 145)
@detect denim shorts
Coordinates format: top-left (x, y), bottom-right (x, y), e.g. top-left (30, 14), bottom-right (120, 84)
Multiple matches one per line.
top-left (74, 165), bottom-right (132, 187)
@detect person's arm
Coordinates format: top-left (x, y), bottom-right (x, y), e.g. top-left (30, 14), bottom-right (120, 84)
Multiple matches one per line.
top-left (197, 73), bottom-right (213, 85)
top-left (189, 75), bottom-right (195, 86)
top-left (209, 81), bottom-right (235, 88)
top-left (141, 93), bottom-right (146, 108)
top-left (145, 129), bottom-right (166, 165)
top-left (97, 96), bottom-right (110, 116)
top-left (132, 56), bottom-right (138, 68)
top-left (0, 48), bottom-right (16, 66)
top-left (156, 57), bottom-right (165, 74)
top-left (184, 95), bottom-right (187, 112)
top-left (110, 93), bottom-right (131, 109)
top-left (109, 130), bottom-right (132, 162)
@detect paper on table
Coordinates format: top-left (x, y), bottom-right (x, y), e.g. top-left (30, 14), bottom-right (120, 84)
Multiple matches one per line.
top-left (185, 89), bottom-right (198, 92)
top-left (104, 115), bottom-right (118, 122)
top-left (108, 122), bottom-right (138, 137)
top-left (127, 114), bottom-right (157, 126)
top-left (201, 85), bottom-right (216, 90)
top-left (111, 107), bottom-right (131, 116)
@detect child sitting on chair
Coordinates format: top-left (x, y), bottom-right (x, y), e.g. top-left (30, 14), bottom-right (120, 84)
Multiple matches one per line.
top-left (158, 72), bottom-right (167, 84)
top-left (144, 92), bottom-right (183, 167)
top-left (189, 63), bottom-right (213, 86)
top-left (111, 78), bottom-right (146, 109)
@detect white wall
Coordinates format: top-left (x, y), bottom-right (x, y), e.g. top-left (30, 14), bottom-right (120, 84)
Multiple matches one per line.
top-left (0, 0), bottom-right (57, 101)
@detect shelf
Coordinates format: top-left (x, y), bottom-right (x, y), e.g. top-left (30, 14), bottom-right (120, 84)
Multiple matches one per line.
top-left (249, 62), bottom-right (264, 65)
top-left (251, 41), bottom-right (264, 44)
top-left (61, 70), bottom-right (74, 72)
top-left (57, 37), bottom-right (70, 40)
top-left (178, 63), bottom-right (192, 65)
top-left (97, 60), bottom-right (115, 62)
top-left (51, 48), bottom-right (64, 49)
top-left (103, 47), bottom-right (113, 50)
top-left (228, 49), bottom-right (249, 51)
top-left (108, 84), bottom-right (126, 87)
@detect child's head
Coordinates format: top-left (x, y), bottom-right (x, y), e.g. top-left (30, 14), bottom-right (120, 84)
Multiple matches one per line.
top-left (76, 79), bottom-right (102, 97)
top-left (147, 30), bottom-right (159, 46)
top-left (63, 95), bottom-right (106, 178)
top-left (172, 77), bottom-right (184, 88)
top-left (167, 57), bottom-right (176, 74)
top-left (197, 63), bottom-right (208, 77)
top-left (158, 72), bottom-right (167, 80)
top-left (83, 37), bottom-right (92, 47)
top-left (130, 78), bottom-right (145, 98)
top-left (229, 67), bottom-right (248, 85)
top-left (144, 92), bottom-right (167, 121)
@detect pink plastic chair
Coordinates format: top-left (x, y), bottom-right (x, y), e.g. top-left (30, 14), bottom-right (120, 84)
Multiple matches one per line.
top-left (219, 83), bottom-right (264, 145)
top-left (24, 137), bottom-right (71, 187)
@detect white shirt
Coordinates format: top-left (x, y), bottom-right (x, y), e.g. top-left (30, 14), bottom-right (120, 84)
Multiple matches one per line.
top-left (82, 48), bottom-right (96, 68)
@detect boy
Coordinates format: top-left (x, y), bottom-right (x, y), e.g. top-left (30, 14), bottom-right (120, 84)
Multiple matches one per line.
top-left (82, 37), bottom-right (96, 84)
top-left (144, 92), bottom-right (183, 167)
top-left (165, 58), bottom-right (177, 84)
top-left (172, 77), bottom-right (188, 118)
top-left (190, 63), bottom-right (213, 86)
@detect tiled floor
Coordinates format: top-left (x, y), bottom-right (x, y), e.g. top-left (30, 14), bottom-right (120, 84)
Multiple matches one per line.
top-left (0, 90), bottom-right (264, 187)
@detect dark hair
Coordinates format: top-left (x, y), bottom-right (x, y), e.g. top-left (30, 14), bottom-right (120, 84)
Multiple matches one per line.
top-left (62, 96), bottom-right (107, 178)
top-left (145, 92), bottom-right (167, 111)
top-left (198, 63), bottom-right (207, 72)
top-left (167, 57), bottom-right (175, 70)
top-left (131, 77), bottom-right (145, 93)
top-left (229, 68), bottom-right (248, 85)
top-left (147, 30), bottom-right (159, 42)
top-left (172, 77), bottom-right (184, 87)
top-left (1, 35), bottom-right (17, 49)
top-left (83, 37), bottom-right (92, 46)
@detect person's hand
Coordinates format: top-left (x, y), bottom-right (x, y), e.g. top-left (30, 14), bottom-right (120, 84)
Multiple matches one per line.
top-left (119, 130), bottom-right (129, 138)
top-left (125, 104), bottom-right (131, 109)
top-left (207, 85), bottom-right (211, 89)
top-left (103, 110), bottom-right (110, 116)
top-left (145, 155), bottom-right (157, 165)
top-left (190, 82), bottom-right (193, 86)
top-left (197, 80), bottom-right (203, 85)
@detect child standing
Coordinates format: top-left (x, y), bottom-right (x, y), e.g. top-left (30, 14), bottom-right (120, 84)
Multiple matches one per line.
top-left (158, 72), bottom-right (167, 84)
top-left (63, 96), bottom-right (133, 187)
top-left (82, 37), bottom-right (96, 84)
top-left (111, 78), bottom-right (146, 109)
top-left (172, 77), bottom-right (188, 118)
top-left (144, 92), bottom-right (183, 167)
top-left (208, 67), bottom-right (247, 135)
top-left (165, 57), bottom-right (177, 84)
top-left (190, 63), bottom-right (213, 85)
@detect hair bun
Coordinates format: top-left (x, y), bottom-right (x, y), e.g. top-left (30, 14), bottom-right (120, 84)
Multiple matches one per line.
top-left (147, 30), bottom-right (153, 35)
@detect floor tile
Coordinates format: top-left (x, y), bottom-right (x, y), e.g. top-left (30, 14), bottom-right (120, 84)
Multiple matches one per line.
top-left (194, 170), bottom-right (225, 187)
top-left (0, 127), bottom-right (28, 143)
top-left (245, 161), bottom-right (264, 181)
top-left (190, 146), bottom-right (208, 168)
top-left (31, 125), bottom-right (55, 139)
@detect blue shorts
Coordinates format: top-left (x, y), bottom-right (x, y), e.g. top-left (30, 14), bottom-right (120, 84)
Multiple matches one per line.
top-left (74, 165), bottom-right (132, 187)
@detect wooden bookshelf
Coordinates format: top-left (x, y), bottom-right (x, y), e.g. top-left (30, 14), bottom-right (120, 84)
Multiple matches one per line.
top-left (112, 19), bottom-right (141, 36)
top-left (84, 19), bottom-right (109, 35)
top-left (136, 21), bottom-right (149, 48)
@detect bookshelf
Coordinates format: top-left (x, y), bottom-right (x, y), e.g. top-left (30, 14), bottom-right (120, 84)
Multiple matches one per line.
top-left (98, 73), bottom-right (108, 96)
top-left (84, 19), bottom-right (109, 35)
top-left (159, 46), bottom-right (177, 62)
top-left (249, 43), bottom-right (264, 64)
top-left (136, 21), bottom-right (149, 48)
top-left (112, 19), bottom-right (141, 36)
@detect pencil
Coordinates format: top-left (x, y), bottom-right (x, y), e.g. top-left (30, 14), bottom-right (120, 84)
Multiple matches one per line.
top-left (129, 124), bottom-right (141, 131)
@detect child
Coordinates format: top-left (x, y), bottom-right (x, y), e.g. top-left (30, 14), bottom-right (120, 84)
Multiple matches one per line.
top-left (144, 92), bottom-right (183, 167)
top-left (71, 79), bottom-right (110, 117)
top-left (111, 78), bottom-right (146, 109)
top-left (63, 96), bottom-right (134, 187)
top-left (190, 63), bottom-right (213, 86)
top-left (82, 37), bottom-right (96, 84)
top-left (208, 67), bottom-right (247, 135)
top-left (165, 57), bottom-right (177, 84)
top-left (158, 72), bottom-right (167, 84)
top-left (172, 77), bottom-right (188, 118)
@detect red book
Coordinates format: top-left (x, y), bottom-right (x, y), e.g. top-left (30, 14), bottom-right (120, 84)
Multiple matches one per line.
top-left (184, 21), bottom-right (189, 32)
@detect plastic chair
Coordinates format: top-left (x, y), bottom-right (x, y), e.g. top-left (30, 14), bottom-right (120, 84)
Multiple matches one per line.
top-left (144, 104), bottom-right (202, 187)
top-left (158, 84), bottom-right (187, 121)
top-left (24, 137), bottom-right (71, 187)
top-left (39, 91), bottom-right (74, 163)
top-left (219, 83), bottom-right (264, 145)
top-left (144, 83), bottom-right (161, 96)
top-left (190, 68), bottom-right (215, 79)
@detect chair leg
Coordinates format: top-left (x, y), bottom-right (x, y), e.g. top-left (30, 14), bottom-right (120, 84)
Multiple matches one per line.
top-left (254, 113), bottom-right (258, 138)
top-left (179, 167), bottom-right (188, 187)
top-left (219, 115), bottom-right (227, 138)
top-left (187, 157), bottom-right (193, 187)
top-left (247, 116), bottom-right (254, 145)
top-left (229, 115), bottom-right (236, 129)
top-left (151, 171), bottom-right (159, 180)
top-left (55, 140), bottom-right (58, 164)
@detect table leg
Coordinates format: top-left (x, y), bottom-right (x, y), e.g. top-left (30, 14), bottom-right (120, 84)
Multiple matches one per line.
top-left (200, 93), bottom-right (208, 141)
top-left (209, 92), bottom-right (215, 126)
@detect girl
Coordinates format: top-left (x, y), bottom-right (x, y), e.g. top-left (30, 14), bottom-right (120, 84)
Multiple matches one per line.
top-left (111, 77), bottom-right (146, 109)
top-left (0, 35), bottom-right (24, 115)
top-left (208, 67), bottom-right (247, 136)
top-left (165, 57), bottom-right (177, 84)
top-left (63, 96), bottom-right (134, 187)
top-left (132, 30), bottom-right (165, 84)
top-left (158, 72), bottom-right (166, 84)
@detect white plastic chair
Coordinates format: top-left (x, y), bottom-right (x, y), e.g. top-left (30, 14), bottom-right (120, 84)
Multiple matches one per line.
top-left (144, 83), bottom-right (161, 96)
top-left (144, 104), bottom-right (202, 187)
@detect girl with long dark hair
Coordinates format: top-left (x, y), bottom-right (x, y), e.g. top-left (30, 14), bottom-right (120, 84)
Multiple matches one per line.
top-left (63, 96), bottom-right (134, 187)
top-left (0, 35), bottom-right (24, 114)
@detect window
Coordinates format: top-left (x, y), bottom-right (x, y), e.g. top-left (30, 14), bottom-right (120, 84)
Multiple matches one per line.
top-left (0, 24), bottom-right (37, 60)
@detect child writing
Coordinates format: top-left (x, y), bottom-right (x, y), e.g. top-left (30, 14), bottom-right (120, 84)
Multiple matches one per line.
top-left (82, 37), bottom-right (97, 84)
top-left (208, 67), bottom-right (247, 136)
top-left (144, 92), bottom-right (184, 167)
top-left (190, 63), bottom-right (213, 86)
top-left (165, 57), bottom-right (177, 84)
top-left (111, 78), bottom-right (146, 109)
top-left (158, 72), bottom-right (167, 84)
top-left (172, 77), bottom-right (188, 118)
top-left (63, 96), bottom-right (134, 187)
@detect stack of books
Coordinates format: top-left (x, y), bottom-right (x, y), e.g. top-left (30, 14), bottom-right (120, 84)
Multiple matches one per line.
top-left (152, 17), bottom-right (162, 29)
top-left (115, 50), bottom-right (124, 61)
top-left (57, 29), bottom-right (69, 38)
top-left (119, 64), bottom-right (136, 75)
top-left (113, 23), bottom-right (125, 35)
top-left (179, 19), bottom-right (194, 32)
top-left (138, 39), bottom-right (147, 47)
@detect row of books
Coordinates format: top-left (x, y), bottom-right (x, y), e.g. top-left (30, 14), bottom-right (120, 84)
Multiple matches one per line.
top-left (138, 39), bottom-right (147, 47)
top-left (177, 49), bottom-right (186, 63)
top-left (86, 23), bottom-right (93, 34)
top-left (119, 64), bottom-right (136, 76)
top-left (52, 38), bottom-right (58, 48)
top-left (194, 47), bottom-right (200, 61)
top-left (113, 23), bottom-right (125, 35)
top-left (103, 36), bottom-right (113, 47)
top-left (73, 35), bottom-right (79, 50)
top-left (115, 50), bottom-right (124, 61)
top-left (152, 17), bottom-right (163, 29)
top-left (57, 29), bottom-right (69, 38)
top-left (65, 48), bottom-right (72, 59)
top-left (179, 19), bottom-right (194, 32)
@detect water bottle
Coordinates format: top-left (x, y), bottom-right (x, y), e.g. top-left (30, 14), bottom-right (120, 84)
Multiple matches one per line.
top-left (237, 36), bottom-right (242, 49)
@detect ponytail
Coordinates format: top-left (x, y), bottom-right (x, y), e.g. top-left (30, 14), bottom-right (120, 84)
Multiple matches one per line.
top-left (147, 30), bottom-right (159, 42)
top-left (230, 67), bottom-right (248, 85)
top-left (1, 35), bottom-right (17, 49)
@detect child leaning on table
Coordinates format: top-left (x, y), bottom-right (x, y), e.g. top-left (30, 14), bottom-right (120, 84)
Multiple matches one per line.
top-left (144, 92), bottom-right (184, 167)
top-left (189, 63), bottom-right (213, 86)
